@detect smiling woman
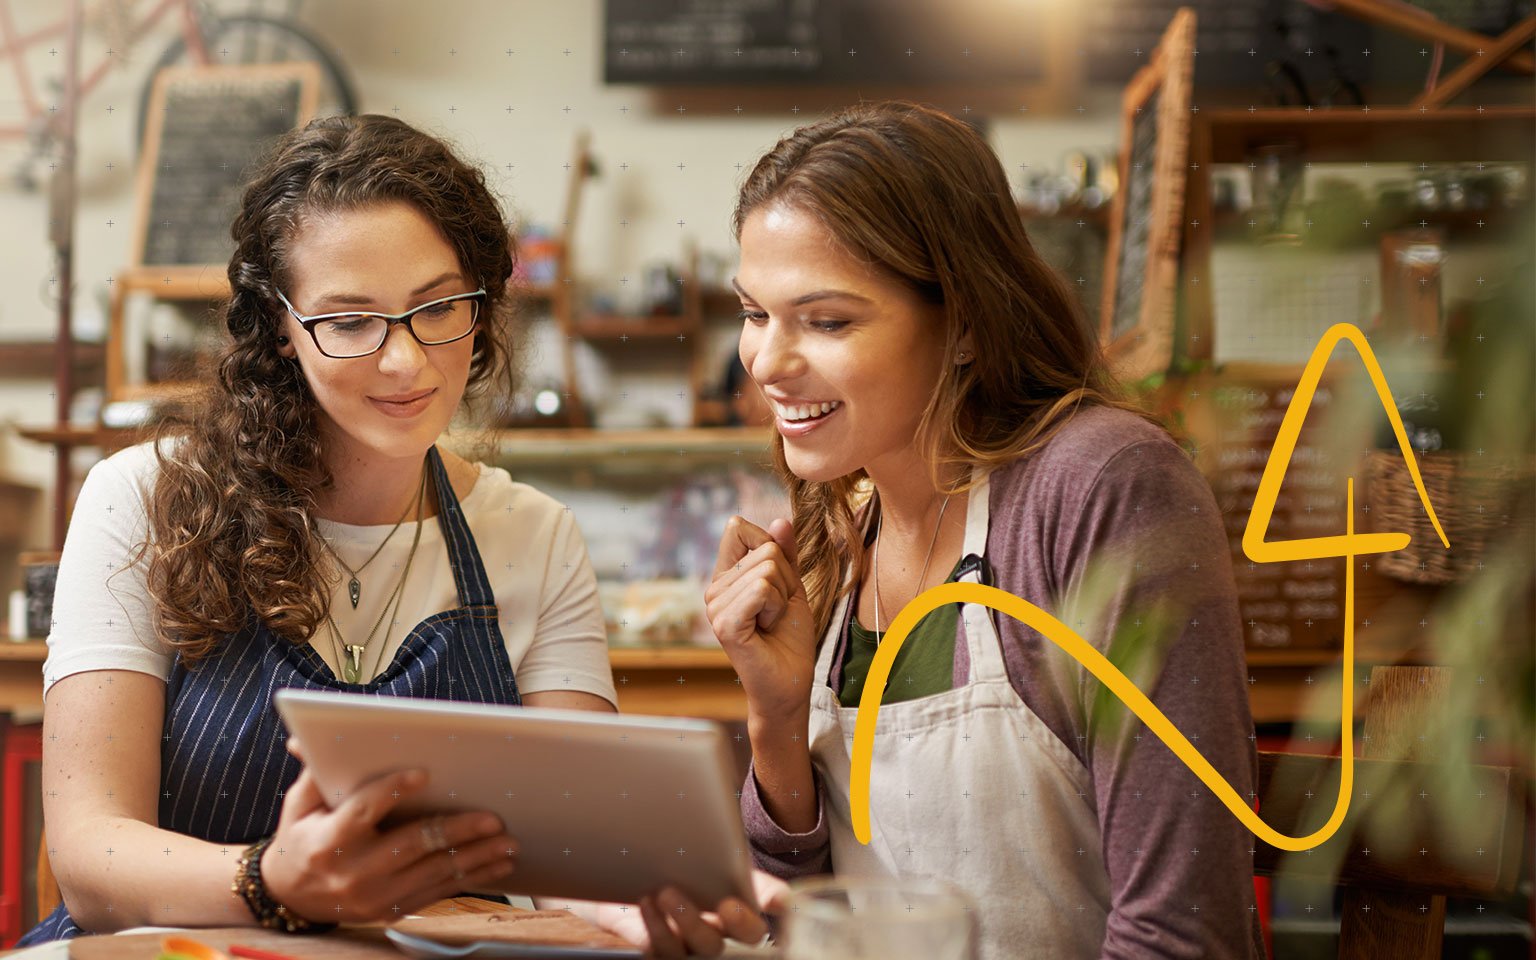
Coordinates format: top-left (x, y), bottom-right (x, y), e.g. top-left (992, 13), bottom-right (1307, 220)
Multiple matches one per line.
top-left (706, 101), bottom-right (1266, 960)
top-left (17, 115), bottom-right (764, 956)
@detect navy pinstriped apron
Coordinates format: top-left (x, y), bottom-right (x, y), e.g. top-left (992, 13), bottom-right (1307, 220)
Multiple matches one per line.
top-left (20, 446), bottom-right (520, 944)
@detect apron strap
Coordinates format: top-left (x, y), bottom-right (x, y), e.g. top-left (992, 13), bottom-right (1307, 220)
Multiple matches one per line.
top-left (957, 469), bottom-right (1011, 685)
top-left (426, 446), bottom-right (497, 609)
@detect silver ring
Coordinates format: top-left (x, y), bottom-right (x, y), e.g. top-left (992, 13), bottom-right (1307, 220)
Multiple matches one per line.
top-left (420, 816), bottom-right (449, 853)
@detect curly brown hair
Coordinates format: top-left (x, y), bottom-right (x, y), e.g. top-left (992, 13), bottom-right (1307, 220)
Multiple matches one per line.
top-left (733, 101), bottom-right (1156, 635)
top-left (140, 114), bottom-right (519, 664)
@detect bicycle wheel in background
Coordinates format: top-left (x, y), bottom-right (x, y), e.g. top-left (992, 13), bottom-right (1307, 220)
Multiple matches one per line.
top-left (135, 12), bottom-right (357, 153)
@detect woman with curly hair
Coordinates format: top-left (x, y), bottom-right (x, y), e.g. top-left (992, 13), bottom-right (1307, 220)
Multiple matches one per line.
top-left (21, 114), bottom-right (766, 956)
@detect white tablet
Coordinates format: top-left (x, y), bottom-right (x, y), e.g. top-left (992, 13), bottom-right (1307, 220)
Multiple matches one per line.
top-left (273, 689), bottom-right (756, 909)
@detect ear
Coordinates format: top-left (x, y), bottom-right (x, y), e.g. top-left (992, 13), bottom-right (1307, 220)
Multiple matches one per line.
top-left (275, 331), bottom-right (298, 359)
top-left (955, 330), bottom-right (976, 365)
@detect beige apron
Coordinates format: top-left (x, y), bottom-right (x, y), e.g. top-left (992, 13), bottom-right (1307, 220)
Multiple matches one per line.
top-left (808, 472), bottom-right (1112, 960)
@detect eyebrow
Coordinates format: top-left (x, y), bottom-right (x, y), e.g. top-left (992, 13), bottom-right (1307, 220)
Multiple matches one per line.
top-left (731, 277), bottom-right (874, 308)
top-left (313, 271), bottom-right (465, 308)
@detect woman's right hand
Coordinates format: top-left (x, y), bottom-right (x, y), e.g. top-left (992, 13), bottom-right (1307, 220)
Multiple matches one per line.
top-left (706, 516), bottom-right (817, 725)
top-left (260, 759), bottom-right (518, 924)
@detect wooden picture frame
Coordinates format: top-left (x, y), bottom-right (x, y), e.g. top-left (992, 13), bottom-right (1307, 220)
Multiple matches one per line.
top-left (108, 62), bottom-right (321, 402)
top-left (1098, 8), bottom-right (1195, 381)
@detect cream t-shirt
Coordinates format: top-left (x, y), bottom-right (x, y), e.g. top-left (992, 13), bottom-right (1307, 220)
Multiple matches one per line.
top-left (42, 441), bottom-right (616, 706)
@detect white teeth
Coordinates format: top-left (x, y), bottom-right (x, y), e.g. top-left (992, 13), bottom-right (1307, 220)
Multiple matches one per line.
top-left (773, 400), bottom-right (841, 422)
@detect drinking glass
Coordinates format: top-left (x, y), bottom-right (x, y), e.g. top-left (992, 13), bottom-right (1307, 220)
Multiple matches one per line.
top-left (781, 876), bottom-right (977, 960)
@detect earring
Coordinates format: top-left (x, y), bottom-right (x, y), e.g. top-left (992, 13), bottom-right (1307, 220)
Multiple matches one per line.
top-left (277, 336), bottom-right (290, 346)
top-left (956, 351), bottom-right (971, 364)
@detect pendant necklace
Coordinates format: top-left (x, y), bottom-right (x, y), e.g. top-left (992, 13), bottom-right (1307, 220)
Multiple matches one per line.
top-left (319, 463), bottom-right (425, 609)
top-left (326, 467), bottom-right (428, 683)
top-left (872, 492), bottom-right (952, 642)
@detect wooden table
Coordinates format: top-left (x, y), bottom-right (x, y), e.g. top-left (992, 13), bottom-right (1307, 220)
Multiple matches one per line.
top-left (2, 898), bottom-right (631, 959)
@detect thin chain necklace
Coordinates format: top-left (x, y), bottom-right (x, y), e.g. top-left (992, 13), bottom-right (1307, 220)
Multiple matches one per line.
top-left (326, 468), bottom-right (428, 683)
top-left (872, 493), bottom-right (952, 643)
top-left (318, 464), bottom-right (425, 609)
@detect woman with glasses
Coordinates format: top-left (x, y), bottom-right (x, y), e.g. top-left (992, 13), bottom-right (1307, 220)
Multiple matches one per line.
top-left (20, 114), bottom-right (767, 955)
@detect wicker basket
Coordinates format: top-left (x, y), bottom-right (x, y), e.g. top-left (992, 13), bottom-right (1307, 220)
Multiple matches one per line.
top-left (1364, 450), bottom-right (1534, 585)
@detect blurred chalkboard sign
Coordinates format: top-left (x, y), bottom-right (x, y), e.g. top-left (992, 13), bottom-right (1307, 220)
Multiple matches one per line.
top-left (1206, 370), bottom-right (1350, 650)
top-left (1084, 0), bottom-right (1329, 87)
top-left (604, 0), bottom-right (1053, 86)
top-left (132, 64), bottom-right (320, 269)
top-left (1099, 9), bottom-right (1195, 380)
top-left (1088, 0), bottom-right (1528, 95)
top-left (1108, 90), bottom-right (1158, 345)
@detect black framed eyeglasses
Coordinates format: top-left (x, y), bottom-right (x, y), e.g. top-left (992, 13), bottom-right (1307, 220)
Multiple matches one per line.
top-left (275, 288), bottom-right (486, 359)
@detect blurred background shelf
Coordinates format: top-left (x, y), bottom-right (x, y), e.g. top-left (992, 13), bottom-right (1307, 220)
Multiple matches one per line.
top-left (469, 427), bottom-right (772, 467)
top-left (0, 641), bottom-right (45, 661)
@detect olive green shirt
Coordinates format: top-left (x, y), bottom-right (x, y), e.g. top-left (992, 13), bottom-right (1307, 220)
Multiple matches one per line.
top-left (837, 558), bottom-right (964, 707)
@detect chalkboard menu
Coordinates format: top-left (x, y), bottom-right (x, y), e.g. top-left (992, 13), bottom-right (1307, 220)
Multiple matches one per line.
top-left (1087, 0), bottom-right (1527, 92)
top-left (604, 0), bottom-right (1050, 86)
top-left (1084, 0), bottom-right (1333, 87)
top-left (1098, 9), bottom-right (1193, 381)
top-left (1109, 90), bottom-right (1158, 344)
top-left (134, 64), bottom-right (320, 269)
top-left (1209, 376), bottom-right (1348, 650)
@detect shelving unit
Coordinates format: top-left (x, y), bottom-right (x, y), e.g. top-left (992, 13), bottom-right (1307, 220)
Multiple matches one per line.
top-left (1180, 105), bottom-right (1536, 355)
top-left (1164, 102), bottom-right (1535, 736)
top-left (545, 131), bottom-right (715, 428)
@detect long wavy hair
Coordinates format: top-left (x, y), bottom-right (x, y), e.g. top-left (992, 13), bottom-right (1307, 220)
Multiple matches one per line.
top-left (140, 114), bottom-right (518, 664)
top-left (733, 101), bottom-right (1155, 634)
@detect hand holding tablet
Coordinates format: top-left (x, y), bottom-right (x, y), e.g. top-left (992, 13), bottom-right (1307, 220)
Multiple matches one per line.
top-left (273, 690), bottom-right (758, 912)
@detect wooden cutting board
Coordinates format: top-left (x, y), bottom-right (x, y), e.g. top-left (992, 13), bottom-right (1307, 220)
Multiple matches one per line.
top-left (68, 902), bottom-right (631, 959)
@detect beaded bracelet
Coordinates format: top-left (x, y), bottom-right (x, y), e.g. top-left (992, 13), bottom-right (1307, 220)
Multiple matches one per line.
top-left (232, 835), bottom-right (338, 934)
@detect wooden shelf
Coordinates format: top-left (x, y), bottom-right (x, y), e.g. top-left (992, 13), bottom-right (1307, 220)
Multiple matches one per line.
top-left (0, 640), bottom-right (46, 661)
top-left (701, 287), bottom-right (743, 312)
top-left (572, 315), bottom-right (696, 340)
top-left (1202, 106), bottom-right (1535, 164)
top-left (516, 282), bottom-right (557, 300)
top-left (471, 427), bottom-right (772, 465)
top-left (0, 635), bottom-right (1464, 726)
top-left (1244, 647), bottom-right (1438, 668)
top-left (1019, 202), bottom-right (1111, 226)
top-left (114, 268), bottom-right (232, 299)
top-left (2, 639), bottom-right (1431, 673)
top-left (13, 424), bottom-right (148, 449)
top-left (1210, 201), bottom-right (1533, 245)
top-left (0, 340), bottom-right (105, 383)
top-left (608, 646), bottom-right (731, 670)
top-left (607, 644), bottom-right (743, 721)
top-left (16, 425), bottom-right (774, 463)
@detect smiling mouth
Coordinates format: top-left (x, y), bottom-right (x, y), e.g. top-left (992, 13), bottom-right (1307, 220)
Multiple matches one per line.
top-left (372, 390), bottom-right (435, 405)
top-left (771, 400), bottom-right (842, 422)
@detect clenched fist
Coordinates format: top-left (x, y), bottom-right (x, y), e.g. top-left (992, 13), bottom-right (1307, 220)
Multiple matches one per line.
top-left (705, 516), bottom-right (819, 726)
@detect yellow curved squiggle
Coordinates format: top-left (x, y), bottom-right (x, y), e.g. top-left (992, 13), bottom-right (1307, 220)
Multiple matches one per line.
top-left (849, 322), bottom-right (1450, 850)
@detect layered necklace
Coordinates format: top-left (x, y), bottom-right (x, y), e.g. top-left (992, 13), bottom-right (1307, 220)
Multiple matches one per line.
top-left (318, 466), bottom-right (423, 609)
top-left (872, 492), bottom-right (953, 641)
top-left (323, 464), bottom-right (429, 683)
